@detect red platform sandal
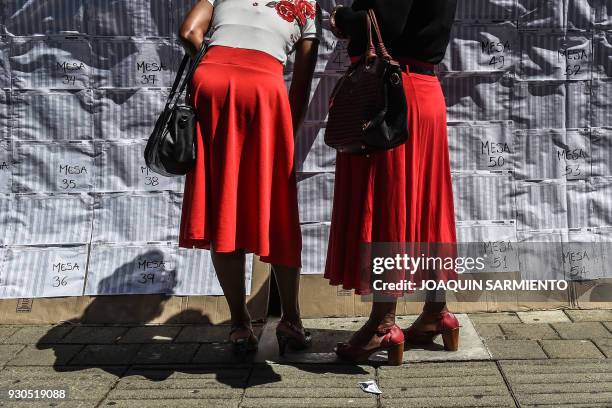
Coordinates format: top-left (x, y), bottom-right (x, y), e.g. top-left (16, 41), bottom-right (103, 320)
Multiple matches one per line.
top-left (403, 311), bottom-right (460, 351)
top-left (335, 324), bottom-right (405, 366)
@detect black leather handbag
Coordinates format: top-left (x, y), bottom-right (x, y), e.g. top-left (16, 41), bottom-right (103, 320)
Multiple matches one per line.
top-left (325, 9), bottom-right (408, 154)
top-left (144, 43), bottom-right (207, 177)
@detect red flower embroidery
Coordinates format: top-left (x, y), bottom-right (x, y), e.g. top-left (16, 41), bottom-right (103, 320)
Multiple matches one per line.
top-left (267, 0), bottom-right (315, 26)
top-left (297, 0), bottom-right (315, 19)
top-left (275, 1), bottom-right (297, 23)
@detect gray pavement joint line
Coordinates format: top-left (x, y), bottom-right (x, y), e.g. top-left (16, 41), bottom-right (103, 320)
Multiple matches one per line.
top-left (375, 365), bottom-right (382, 408)
top-left (536, 340), bottom-right (552, 359)
top-left (2, 344), bottom-right (27, 367)
top-left (563, 310), bottom-right (576, 323)
top-left (238, 363), bottom-right (255, 407)
top-left (495, 360), bottom-right (521, 408)
top-left (591, 339), bottom-right (609, 358)
top-left (548, 323), bottom-right (563, 339)
top-left (172, 326), bottom-right (186, 343)
top-left (94, 366), bottom-right (130, 408)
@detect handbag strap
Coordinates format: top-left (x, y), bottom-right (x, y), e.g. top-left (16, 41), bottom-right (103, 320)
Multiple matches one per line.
top-left (163, 41), bottom-right (208, 110)
top-left (367, 9), bottom-right (392, 61)
top-left (163, 55), bottom-right (190, 111)
top-left (365, 12), bottom-right (376, 60)
top-left (178, 41), bottom-right (208, 100)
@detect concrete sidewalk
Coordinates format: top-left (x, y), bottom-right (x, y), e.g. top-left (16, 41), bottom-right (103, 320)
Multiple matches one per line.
top-left (0, 310), bottom-right (611, 407)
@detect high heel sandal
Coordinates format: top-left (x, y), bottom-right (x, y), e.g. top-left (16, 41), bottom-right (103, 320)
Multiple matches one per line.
top-left (335, 324), bottom-right (404, 366)
top-left (229, 323), bottom-right (259, 356)
top-left (403, 311), bottom-right (460, 351)
top-left (275, 320), bottom-right (312, 356)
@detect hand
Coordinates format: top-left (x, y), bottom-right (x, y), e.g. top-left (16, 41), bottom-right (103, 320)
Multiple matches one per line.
top-left (330, 5), bottom-right (348, 39)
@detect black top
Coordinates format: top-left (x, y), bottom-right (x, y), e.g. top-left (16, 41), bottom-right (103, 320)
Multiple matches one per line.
top-left (334, 0), bottom-right (457, 64)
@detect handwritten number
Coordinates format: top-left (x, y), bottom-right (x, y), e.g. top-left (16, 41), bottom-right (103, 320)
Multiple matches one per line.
top-left (52, 276), bottom-right (67, 287)
top-left (138, 273), bottom-right (155, 284)
top-left (61, 179), bottom-right (76, 189)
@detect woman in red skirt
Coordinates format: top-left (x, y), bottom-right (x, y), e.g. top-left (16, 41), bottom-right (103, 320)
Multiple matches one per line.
top-left (327, 0), bottom-right (459, 364)
top-left (178, 0), bottom-right (321, 354)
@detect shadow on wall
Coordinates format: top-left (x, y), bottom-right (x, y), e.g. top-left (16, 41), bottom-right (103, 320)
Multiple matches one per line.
top-left (4, 0), bottom-right (170, 36)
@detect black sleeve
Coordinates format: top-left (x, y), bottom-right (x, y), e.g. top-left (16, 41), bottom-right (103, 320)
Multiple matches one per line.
top-left (335, 0), bottom-right (414, 41)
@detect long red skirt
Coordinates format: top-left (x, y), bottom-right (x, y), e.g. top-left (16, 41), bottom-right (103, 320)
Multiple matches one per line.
top-left (324, 64), bottom-right (457, 295)
top-left (179, 46), bottom-right (302, 268)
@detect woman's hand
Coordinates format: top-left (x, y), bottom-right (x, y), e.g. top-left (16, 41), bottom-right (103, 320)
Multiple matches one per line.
top-left (179, 0), bottom-right (214, 56)
top-left (288, 39), bottom-right (319, 134)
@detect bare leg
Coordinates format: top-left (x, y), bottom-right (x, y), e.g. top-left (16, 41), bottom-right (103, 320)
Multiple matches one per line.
top-left (409, 289), bottom-right (448, 332)
top-left (271, 264), bottom-right (301, 326)
top-left (211, 250), bottom-right (251, 341)
top-left (349, 300), bottom-right (397, 347)
top-left (425, 287), bottom-right (447, 312)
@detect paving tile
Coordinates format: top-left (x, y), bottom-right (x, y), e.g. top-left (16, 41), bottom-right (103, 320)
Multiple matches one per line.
top-left (241, 398), bottom-right (376, 407)
top-left (175, 324), bottom-right (263, 343)
top-left (300, 317), bottom-right (369, 331)
top-left (1, 365), bottom-right (126, 380)
top-left (100, 400), bottom-right (240, 408)
top-left (0, 327), bottom-right (19, 342)
top-left (6, 345), bottom-right (82, 366)
top-left (0, 401), bottom-right (101, 407)
top-left (485, 340), bottom-right (547, 360)
top-left (3, 325), bottom-right (73, 344)
top-left (245, 364), bottom-right (376, 407)
top-left (540, 340), bottom-right (605, 359)
top-left (517, 310), bottom-right (570, 323)
top-left (107, 387), bottom-right (243, 400)
top-left (299, 317), bottom-right (367, 354)
top-left (70, 345), bottom-right (141, 366)
top-left (0, 344), bottom-right (24, 365)
top-left (124, 366), bottom-right (250, 382)
top-left (60, 326), bottom-right (128, 344)
top-left (593, 338), bottom-right (612, 358)
top-left (500, 359), bottom-right (612, 407)
top-left (249, 363), bottom-right (375, 382)
top-left (403, 314), bottom-right (490, 362)
top-left (132, 343), bottom-right (199, 364)
top-left (565, 309), bottom-right (612, 322)
top-left (551, 322), bottom-right (612, 339)
top-left (116, 377), bottom-right (244, 390)
top-left (468, 312), bottom-right (520, 324)
top-left (118, 326), bottom-right (182, 343)
top-left (192, 343), bottom-right (259, 364)
top-left (499, 323), bottom-right (559, 340)
top-left (256, 316), bottom-right (489, 365)
top-left (245, 386), bottom-right (368, 399)
top-left (472, 323), bottom-right (504, 339)
top-left (379, 362), bottom-right (514, 407)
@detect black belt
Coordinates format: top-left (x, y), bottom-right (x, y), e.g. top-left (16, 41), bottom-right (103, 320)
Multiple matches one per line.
top-left (399, 63), bottom-right (436, 76)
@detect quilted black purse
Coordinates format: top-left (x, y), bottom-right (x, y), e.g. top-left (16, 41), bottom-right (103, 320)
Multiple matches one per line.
top-left (325, 9), bottom-right (408, 154)
top-left (144, 43), bottom-right (207, 176)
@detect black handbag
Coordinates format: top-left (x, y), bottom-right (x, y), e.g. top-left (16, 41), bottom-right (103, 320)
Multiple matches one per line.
top-left (325, 9), bottom-right (408, 154)
top-left (144, 42), bottom-right (207, 176)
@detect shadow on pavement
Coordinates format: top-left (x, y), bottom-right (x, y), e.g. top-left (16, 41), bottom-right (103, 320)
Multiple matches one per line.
top-left (34, 253), bottom-right (369, 387)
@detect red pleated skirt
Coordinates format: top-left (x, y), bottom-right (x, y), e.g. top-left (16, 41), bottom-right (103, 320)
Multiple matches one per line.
top-left (179, 46), bottom-right (302, 268)
top-left (324, 60), bottom-right (457, 295)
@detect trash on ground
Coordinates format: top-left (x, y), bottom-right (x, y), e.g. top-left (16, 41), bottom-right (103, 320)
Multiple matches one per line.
top-left (359, 380), bottom-right (382, 395)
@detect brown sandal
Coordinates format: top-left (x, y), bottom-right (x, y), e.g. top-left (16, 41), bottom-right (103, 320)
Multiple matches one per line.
top-left (229, 324), bottom-right (259, 356)
top-left (275, 320), bottom-right (312, 356)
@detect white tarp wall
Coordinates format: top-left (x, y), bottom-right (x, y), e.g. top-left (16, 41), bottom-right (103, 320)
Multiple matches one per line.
top-left (0, 0), bottom-right (611, 298)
